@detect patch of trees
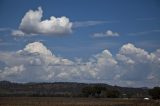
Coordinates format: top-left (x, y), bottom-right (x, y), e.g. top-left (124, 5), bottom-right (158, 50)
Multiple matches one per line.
top-left (149, 87), bottom-right (160, 99)
top-left (82, 85), bottom-right (120, 98)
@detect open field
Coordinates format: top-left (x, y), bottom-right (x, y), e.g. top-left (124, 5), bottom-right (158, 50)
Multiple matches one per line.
top-left (0, 97), bottom-right (160, 106)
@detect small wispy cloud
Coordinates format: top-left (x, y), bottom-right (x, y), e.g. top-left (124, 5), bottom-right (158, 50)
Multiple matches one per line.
top-left (11, 30), bottom-right (25, 36)
top-left (0, 42), bottom-right (16, 46)
top-left (0, 27), bottom-right (26, 37)
top-left (135, 40), bottom-right (160, 49)
top-left (0, 27), bottom-right (11, 32)
top-left (72, 21), bottom-right (117, 28)
top-left (93, 30), bottom-right (119, 38)
top-left (136, 17), bottom-right (156, 21)
top-left (128, 30), bottom-right (160, 36)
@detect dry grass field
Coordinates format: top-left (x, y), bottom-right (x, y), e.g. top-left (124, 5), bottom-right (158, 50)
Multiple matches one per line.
top-left (0, 97), bottom-right (160, 106)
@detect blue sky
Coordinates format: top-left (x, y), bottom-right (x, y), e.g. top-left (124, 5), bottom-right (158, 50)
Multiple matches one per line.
top-left (0, 0), bottom-right (160, 87)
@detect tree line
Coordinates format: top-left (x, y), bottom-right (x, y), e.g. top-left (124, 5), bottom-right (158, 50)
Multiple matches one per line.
top-left (82, 86), bottom-right (160, 99)
top-left (81, 85), bottom-right (120, 98)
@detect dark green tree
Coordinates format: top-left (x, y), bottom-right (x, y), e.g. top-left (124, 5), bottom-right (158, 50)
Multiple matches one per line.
top-left (93, 85), bottom-right (106, 97)
top-left (82, 86), bottom-right (93, 97)
top-left (149, 87), bottom-right (160, 99)
top-left (82, 85), bottom-right (106, 97)
top-left (106, 89), bottom-right (120, 98)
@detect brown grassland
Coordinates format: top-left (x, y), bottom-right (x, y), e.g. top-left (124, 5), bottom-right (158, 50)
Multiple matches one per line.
top-left (0, 97), bottom-right (160, 106)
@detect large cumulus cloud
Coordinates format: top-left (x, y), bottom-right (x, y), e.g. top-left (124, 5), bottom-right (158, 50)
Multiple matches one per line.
top-left (0, 42), bottom-right (159, 87)
top-left (14, 7), bottom-right (72, 36)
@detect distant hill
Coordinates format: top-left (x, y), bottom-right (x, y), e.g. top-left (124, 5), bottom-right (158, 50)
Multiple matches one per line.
top-left (0, 81), bottom-right (149, 97)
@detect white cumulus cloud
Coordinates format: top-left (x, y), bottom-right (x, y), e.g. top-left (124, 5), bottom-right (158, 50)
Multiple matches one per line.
top-left (20, 42), bottom-right (53, 56)
top-left (18, 7), bottom-right (72, 36)
top-left (119, 43), bottom-right (151, 63)
top-left (0, 42), bottom-right (159, 87)
top-left (18, 42), bottom-right (73, 65)
top-left (0, 65), bottom-right (25, 79)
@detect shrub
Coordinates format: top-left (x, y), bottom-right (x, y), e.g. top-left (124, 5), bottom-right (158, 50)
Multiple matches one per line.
top-left (149, 87), bottom-right (160, 99)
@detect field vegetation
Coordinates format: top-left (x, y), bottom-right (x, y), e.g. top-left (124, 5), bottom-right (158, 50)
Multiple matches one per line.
top-left (0, 97), bottom-right (160, 106)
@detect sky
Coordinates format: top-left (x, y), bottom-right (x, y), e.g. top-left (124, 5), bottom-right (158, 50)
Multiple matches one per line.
top-left (0, 0), bottom-right (160, 87)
